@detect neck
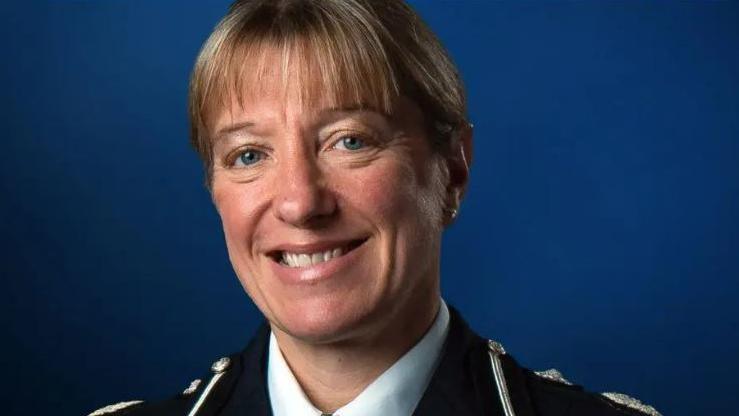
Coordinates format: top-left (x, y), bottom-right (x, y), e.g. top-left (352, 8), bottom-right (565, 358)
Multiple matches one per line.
top-left (272, 291), bottom-right (440, 413)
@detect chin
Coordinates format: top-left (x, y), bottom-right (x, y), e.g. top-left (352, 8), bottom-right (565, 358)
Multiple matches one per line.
top-left (270, 294), bottom-right (377, 344)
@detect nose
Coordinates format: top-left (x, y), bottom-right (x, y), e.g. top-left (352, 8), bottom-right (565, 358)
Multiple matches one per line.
top-left (273, 150), bottom-right (337, 227)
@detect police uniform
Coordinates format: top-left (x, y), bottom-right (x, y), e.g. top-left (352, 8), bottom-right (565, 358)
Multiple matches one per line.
top-left (89, 307), bottom-right (660, 416)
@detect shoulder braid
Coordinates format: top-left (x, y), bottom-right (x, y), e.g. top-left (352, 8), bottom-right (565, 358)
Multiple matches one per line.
top-left (88, 400), bottom-right (143, 416)
top-left (532, 368), bottom-right (661, 415)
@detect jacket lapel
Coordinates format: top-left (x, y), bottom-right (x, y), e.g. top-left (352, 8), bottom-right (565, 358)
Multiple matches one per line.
top-left (414, 307), bottom-right (504, 416)
top-left (218, 323), bottom-right (273, 416)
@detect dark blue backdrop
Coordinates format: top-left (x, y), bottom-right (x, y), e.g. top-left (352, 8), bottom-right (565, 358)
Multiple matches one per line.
top-left (3, 1), bottom-right (738, 415)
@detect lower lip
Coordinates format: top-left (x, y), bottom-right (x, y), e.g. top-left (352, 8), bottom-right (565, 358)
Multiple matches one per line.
top-left (268, 241), bottom-right (367, 285)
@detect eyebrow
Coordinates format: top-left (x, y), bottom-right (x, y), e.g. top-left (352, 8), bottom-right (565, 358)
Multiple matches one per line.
top-left (322, 103), bottom-right (389, 117)
top-left (214, 121), bottom-right (255, 142)
top-left (314, 104), bottom-right (394, 127)
top-left (213, 104), bottom-right (390, 141)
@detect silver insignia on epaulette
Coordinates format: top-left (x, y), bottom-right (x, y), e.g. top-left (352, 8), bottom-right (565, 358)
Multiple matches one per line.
top-left (602, 392), bottom-right (662, 416)
top-left (88, 400), bottom-right (143, 416)
top-left (534, 368), bottom-right (573, 385)
top-left (182, 379), bottom-right (202, 395)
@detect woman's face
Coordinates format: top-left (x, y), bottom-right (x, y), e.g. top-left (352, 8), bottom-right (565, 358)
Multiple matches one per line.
top-left (210, 69), bottom-right (451, 343)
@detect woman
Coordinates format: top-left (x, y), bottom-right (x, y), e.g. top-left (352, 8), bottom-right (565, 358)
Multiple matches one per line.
top-left (90, 1), bottom-right (659, 415)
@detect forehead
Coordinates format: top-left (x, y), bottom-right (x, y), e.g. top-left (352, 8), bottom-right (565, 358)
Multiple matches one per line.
top-left (205, 39), bottom-right (398, 137)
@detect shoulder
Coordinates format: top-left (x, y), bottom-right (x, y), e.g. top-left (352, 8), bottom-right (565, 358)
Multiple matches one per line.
top-left (88, 322), bottom-right (272, 416)
top-left (514, 359), bottom-right (661, 416)
top-left (443, 305), bottom-right (662, 416)
top-left (86, 356), bottom-right (234, 416)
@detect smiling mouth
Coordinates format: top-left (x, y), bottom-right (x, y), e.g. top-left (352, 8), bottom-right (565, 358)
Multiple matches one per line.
top-left (268, 239), bottom-right (367, 268)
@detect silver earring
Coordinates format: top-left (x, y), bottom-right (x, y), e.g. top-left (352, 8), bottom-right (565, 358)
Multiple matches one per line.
top-left (448, 207), bottom-right (458, 221)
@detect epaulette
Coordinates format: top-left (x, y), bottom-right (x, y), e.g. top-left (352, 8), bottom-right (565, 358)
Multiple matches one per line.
top-left (532, 367), bottom-right (662, 416)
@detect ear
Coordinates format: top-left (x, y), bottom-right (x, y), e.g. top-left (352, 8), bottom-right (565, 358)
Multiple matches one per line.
top-left (444, 123), bottom-right (473, 216)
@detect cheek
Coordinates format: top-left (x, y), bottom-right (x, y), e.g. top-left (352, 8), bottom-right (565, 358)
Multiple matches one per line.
top-left (338, 154), bottom-right (446, 235)
top-left (339, 161), bottom-right (411, 220)
top-left (214, 187), bottom-right (250, 242)
top-left (212, 182), bottom-right (271, 305)
top-left (212, 181), bottom-right (267, 269)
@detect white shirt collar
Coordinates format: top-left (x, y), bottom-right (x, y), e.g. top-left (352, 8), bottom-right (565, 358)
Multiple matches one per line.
top-left (267, 300), bottom-right (450, 416)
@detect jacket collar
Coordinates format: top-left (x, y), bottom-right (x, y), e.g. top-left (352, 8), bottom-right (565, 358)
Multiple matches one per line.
top-left (213, 306), bottom-right (535, 416)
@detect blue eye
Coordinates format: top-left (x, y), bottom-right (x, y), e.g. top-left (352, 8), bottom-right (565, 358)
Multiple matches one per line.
top-left (234, 150), bottom-right (265, 167)
top-left (336, 136), bottom-right (365, 151)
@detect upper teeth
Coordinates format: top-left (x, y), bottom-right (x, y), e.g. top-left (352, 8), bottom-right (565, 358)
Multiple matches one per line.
top-left (281, 248), bottom-right (345, 268)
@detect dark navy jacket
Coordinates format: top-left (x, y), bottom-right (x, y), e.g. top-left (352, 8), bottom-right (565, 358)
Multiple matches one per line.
top-left (89, 307), bottom-right (659, 416)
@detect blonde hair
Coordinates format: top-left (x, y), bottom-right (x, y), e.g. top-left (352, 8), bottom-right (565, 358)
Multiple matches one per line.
top-left (189, 0), bottom-right (467, 186)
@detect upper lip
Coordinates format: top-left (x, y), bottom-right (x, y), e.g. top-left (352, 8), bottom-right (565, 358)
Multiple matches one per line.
top-left (264, 238), bottom-right (368, 258)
